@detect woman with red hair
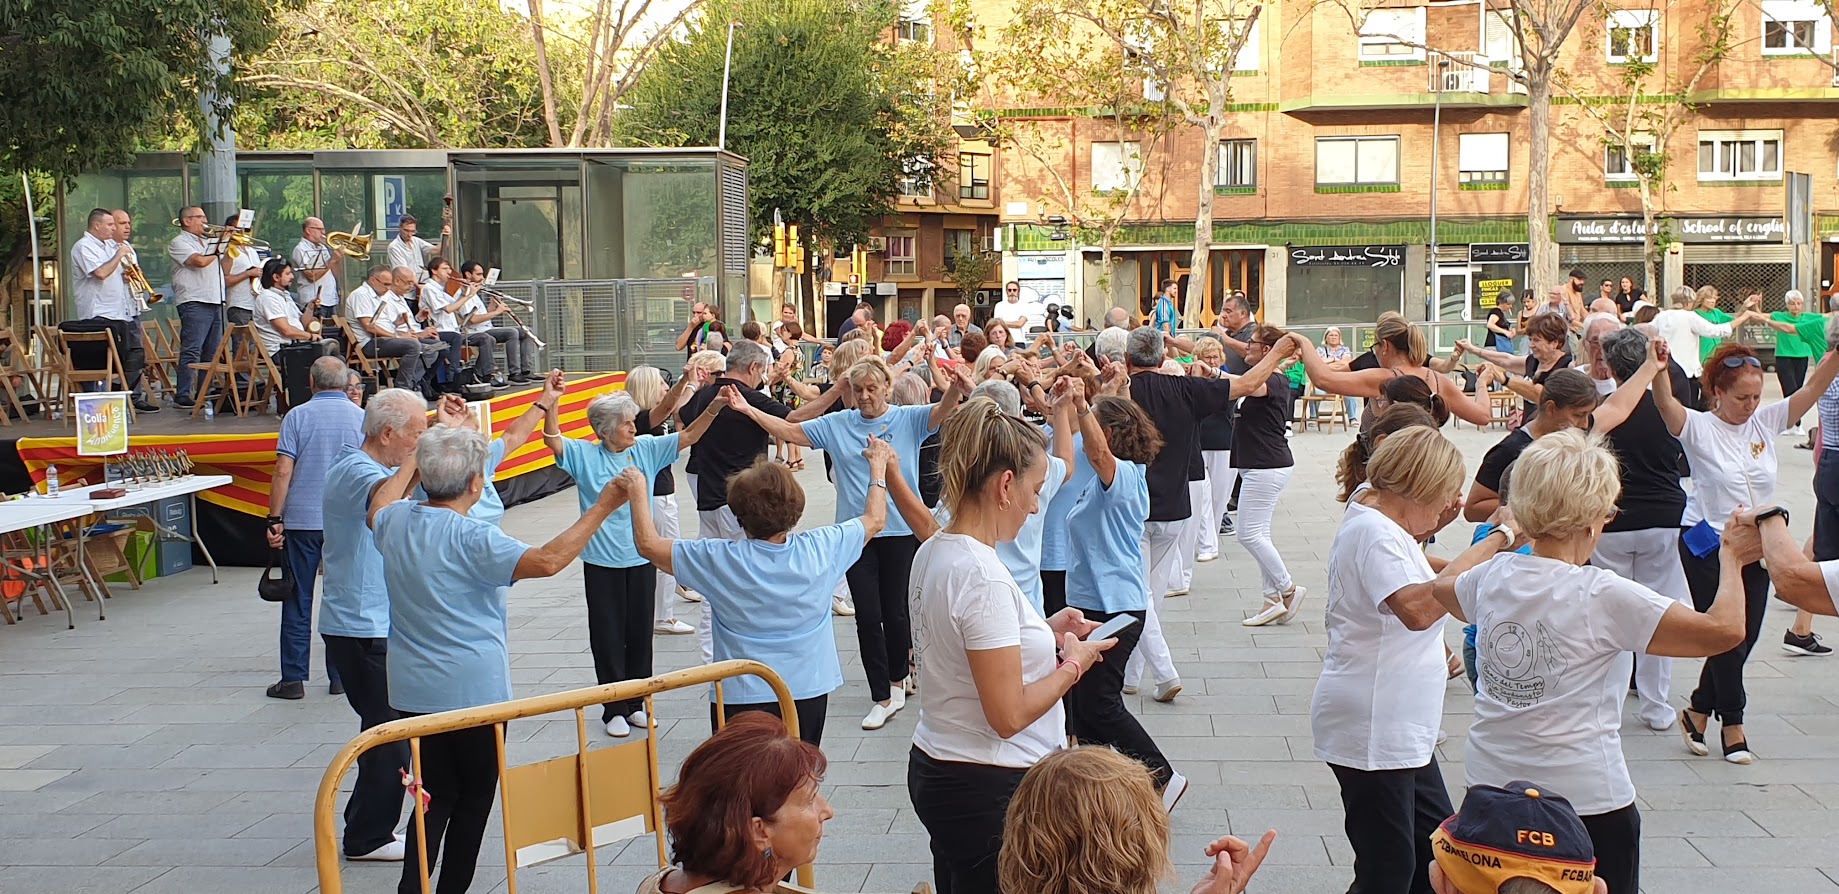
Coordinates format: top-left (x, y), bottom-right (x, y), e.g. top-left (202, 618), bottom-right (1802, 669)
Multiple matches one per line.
top-left (1654, 336), bottom-right (1839, 764)
top-left (641, 712), bottom-right (835, 894)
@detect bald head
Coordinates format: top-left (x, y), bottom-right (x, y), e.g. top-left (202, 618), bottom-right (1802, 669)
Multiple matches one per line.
top-left (1104, 306), bottom-right (1131, 329)
top-left (952, 304), bottom-right (972, 328)
top-left (304, 217), bottom-right (326, 245)
top-left (111, 209), bottom-right (132, 240)
top-left (390, 266), bottom-right (417, 295)
top-left (1589, 297), bottom-right (1620, 317)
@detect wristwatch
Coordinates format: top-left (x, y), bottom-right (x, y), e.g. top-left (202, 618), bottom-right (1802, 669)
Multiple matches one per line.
top-left (1753, 506), bottom-right (1790, 526)
top-left (869, 479), bottom-right (888, 490)
top-left (1489, 523), bottom-right (1515, 545)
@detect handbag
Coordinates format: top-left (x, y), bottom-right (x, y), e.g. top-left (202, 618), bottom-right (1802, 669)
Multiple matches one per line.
top-left (258, 551), bottom-right (293, 603)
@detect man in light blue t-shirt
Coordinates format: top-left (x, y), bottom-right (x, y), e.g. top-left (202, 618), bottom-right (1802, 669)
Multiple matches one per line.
top-left (265, 356), bottom-right (364, 701)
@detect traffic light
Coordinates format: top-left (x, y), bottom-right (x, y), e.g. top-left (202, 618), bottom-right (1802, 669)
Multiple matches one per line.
top-left (787, 224), bottom-right (802, 272)
top-left (772, 221), bottom-right (788, 268)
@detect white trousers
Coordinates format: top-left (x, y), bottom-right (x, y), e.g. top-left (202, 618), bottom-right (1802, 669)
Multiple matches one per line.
top-left (652, 493), bottom-right (682, 625)
top-left (1126, 520), bottom-right (1184, 688)
top-left (1175, 479), bottom-right (1207, 591)
top-left (1591, 528), bottom-right (1692, 728)
top-left (1196, 450), bottom-right (1236, 558)
top-left (1236, 466), bottom-right (1295, 595)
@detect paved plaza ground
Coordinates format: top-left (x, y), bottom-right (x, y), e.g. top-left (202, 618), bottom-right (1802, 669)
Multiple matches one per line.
top-left (2, 418), bottom-right (1837, 894)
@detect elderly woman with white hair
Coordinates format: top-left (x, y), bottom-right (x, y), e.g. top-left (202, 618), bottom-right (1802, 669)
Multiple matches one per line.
top-left (1756, 289), bottom-right (1827, 436)
top-left (371, 423), bottom-right (629, 894)
top-left (623, 364), bottom-right (704, 635)
top-left (543, 387), bottom-right (725, 737)
top-left (726, 354), bottom-right (974, 730)
top-left (1438, 429), bottom-right (1749, 894)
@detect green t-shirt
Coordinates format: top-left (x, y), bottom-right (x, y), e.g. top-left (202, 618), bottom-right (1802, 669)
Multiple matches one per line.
top-left (1771, 311), bottom-right (1826, 358)
top-left (1696, 308), bottom-right (1734, 363)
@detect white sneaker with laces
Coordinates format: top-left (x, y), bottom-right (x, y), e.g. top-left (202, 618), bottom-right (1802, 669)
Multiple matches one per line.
top-left (629, 710), bottom-right (649, 729)
top-left (1162, 772), bottom-right (1190, 812)
top-left (605, 716), bottom-right (631, 738)
top-left (349, 839), bottom-right (406, 862)
top-left (654, 619), bottom-right (695, 635)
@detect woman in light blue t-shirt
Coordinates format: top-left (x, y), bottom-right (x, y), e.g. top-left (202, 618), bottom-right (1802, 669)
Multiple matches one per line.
top-left (1061, 392), bottom-right (1186, 806)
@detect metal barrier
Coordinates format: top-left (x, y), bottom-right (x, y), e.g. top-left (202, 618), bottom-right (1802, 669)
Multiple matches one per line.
top-left (313, 660), bottom-right (806, 894)
top-left (497, 278), bottom-right (713, 374)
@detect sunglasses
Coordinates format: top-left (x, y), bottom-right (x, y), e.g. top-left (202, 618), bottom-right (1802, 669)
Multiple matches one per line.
top-left (1720, 356), bottom-right (1762, 369)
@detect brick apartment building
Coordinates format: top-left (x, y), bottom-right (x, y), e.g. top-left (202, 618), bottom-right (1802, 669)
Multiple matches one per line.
top-left (840, 0), bottom-right (1839, 333)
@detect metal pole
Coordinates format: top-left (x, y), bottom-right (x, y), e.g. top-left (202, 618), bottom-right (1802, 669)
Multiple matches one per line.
top-left (22, 173), bottom-right (42, 348)
top-left (717, 21), bottom-right (741, 150)
top-left (1427, 61), bottom-right (1444, 322)
top-left (197, 28), bottom-right (238, 223)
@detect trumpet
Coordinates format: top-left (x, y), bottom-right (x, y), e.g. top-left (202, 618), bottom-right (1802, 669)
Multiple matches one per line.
top-left (123, 261), bottom-right (159, 311)
top-left (326, 227), bottom-right (373, 259)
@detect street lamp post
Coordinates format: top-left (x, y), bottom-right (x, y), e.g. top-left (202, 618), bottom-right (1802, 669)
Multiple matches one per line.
top-left (718, 21), bottom-right (742, 150)
top-left (1427, 57), bottom-right (1447, 322)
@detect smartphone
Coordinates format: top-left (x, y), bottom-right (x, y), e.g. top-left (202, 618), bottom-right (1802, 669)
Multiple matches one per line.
top-left (1086, 614), bottom-right (1138, 642)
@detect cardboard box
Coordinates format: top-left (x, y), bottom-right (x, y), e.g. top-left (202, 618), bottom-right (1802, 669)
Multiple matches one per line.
top-left (105, 529), bottom-right (158, 583)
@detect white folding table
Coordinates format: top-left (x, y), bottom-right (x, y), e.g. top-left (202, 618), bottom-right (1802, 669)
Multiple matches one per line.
top-left (61, 474), bottom-right (235, 585)
top-left (0, 498), bottom-right (97, 628)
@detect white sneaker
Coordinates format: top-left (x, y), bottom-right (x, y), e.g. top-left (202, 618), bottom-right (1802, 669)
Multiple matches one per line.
top-left (1152, 678), bottom-right (1183, 703)
top-left (1277, 585), bottom-right (1308, 624)
top-left (1436, 728), bottom-right (1449, 745)
top-left (677, 585), bottom-right (702, 603)
top-left (628, 710), bottom-right (649, 729)
top-left (832, 595), bottom-right (856, 616)
top-left (1162, 771), bottom-right (1189, 812)
top-left (1241, 598), bottom-right (1288, 627)
top-left (349, 839), bottom-right (406, 862)
top-left (1122, 683), bottom-right (1139, 695)
top-left (889, 687), bottom-right (906, 711)
top-left (605, 716), bottom-right (631, 738)
top-left (861, 702), bottom-right (897, 730)
top-left (654, 619), bottom-right (695, 635)
top-left (1196, 550), bottom-right (1219, 563)
top-left (1165, 586), bottom-right (1190, 597)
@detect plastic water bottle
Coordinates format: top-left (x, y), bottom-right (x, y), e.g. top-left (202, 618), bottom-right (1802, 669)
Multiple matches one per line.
top-left (203, 401), bottom-right (215, 421)
top-left (46, 463), bottom-right (59, 498)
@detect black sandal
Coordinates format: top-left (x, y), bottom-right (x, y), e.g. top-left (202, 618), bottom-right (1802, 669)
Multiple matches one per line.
top-left (1679, 709), bottom-right (1708, 756)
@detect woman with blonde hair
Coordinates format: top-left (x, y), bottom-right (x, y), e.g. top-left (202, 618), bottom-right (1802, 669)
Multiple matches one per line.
top-left (1289, 321), bottom-right (1492, 428)
top-left (1310, 425), bottom-right (1517, 894)
top-left (902, 392), bottom-right (1112, 894)
top-left (623, 364), bottom-right (701, 636)
top-left (1192, 337), bottom-right (1235, 562)
top-left (1436, 429), bottom-right (1749, 894)
top-left (999, 747), bottom-right (1275, 894)
top-left (726, 354), bottom-right (974, 730)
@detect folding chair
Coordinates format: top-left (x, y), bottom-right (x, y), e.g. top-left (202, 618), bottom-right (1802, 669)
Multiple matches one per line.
top-left (55, 330), bottom-right (134, 426)
top-left (335, 317), bottom-right (400, 388)
top-left (140, 319), bottom-right (178, 398)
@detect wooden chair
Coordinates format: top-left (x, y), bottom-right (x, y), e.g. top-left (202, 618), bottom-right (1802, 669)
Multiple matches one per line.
top-left (1297, 392), bottom-right (1350, 433)
top-left (0, 329), bottom-right (47, 425)
top-left (335, 317), bottom-right (401, 387)
top-left (140, 319), bottom-right (178, 398)
top-left (192, 323), bottom-right (280, 417)
top-left (55, 330), bottom-right (134, 426)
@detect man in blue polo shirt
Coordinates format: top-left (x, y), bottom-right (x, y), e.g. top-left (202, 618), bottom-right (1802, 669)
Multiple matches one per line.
top-left (265, 356), bottom-right (365, 701)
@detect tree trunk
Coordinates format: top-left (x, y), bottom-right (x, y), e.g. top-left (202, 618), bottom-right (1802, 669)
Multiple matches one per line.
top-left (1525, 72), bottom-right (1556, 301)
top-left (527, 0), bottom-right (564, 146)
top-left (1638, 176), bottom-right (1659, 295)
top-left (1187, 116), bottom-right (1223, 327)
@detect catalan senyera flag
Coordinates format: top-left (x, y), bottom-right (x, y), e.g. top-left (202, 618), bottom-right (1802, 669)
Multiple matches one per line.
top-left (16, 373), bottom-right (625, 516)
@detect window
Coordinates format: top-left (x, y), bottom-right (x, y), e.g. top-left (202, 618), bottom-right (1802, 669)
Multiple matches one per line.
top-left (885, 232), bottom-right (917, 277)
top-left (898, 156), bottom-right (932, 198)
top-left (1217, 140), bottom-right (1257, 188)
top-left (1091, 141), bottom-right (1143, 192)
top-left (945, 229), bottom-right (976, 263)
top-left (1604, 136), bottom-right (1656, 180)
top-left (958, 151), bottom-right (990, 200)
top-left (897, 0), bottom-right (931, 44)
top-left (1225, 16), bottom-right (1260, 71)
top-left (1607, 9), bottom-right (1658, 62)
top-left (1358, 7), bottom-right (1427, 60)
top-left (1697, 130), bottom-right (1784, 180)
top-left (1315, 136), bottom-right (1400, 186)
top-left (1457, 133), bottom-right (1509, 185)
top-left (1761, 0), bottom-right (1832, 54)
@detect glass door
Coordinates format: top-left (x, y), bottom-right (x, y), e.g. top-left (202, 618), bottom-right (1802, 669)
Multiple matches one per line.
top-left (1436, 267), bottom-right (1471, 321)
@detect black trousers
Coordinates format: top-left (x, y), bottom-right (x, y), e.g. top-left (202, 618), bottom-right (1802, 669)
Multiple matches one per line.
top-left (1779, 356), bottom-right (1810, 423)
top-left (708, 695), bottom-right (829, 746)
top-left (847, 535), bottom-right (918, 703)
top-left (1679, 536), bottom-right (1770, 725)
top-left (1064, 607), bottom-right (1173, 788)
top-left (323, 635), bottom-right (408, 858)
top-left (1817, 451), bottom-right (1839, 561)
top-left (583, 563), bottom-right (657, 720)
top-left (398, 719), bottom-right (499, 894)
top-left (907, 747), bottom-right (1027, 894)
top-left (1328, 758), bottom-right (1453, 894)
top-left (1040, 570), bottom-right (1067, 619)
top-left (1581, 802), bottom-right (1641, 894)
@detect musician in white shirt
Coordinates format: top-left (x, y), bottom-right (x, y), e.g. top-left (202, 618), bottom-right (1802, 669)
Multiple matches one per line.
top-left (348, 266), bottom-right (439, 395)
top-left (254, 260), bottom-right (338, 365)
top-left (168, 206), bottom-right (226, 408)
top-left (420, 259), bottom-right (476, 383)
top-left (290, 217), bottom-right (340, 315)
top-left (386, 215), bottom-right (443, 284)
top-left (458, 261), bottom-right (538, 385)
top-left (70, 209), bottom-right (158, 412)
top-left (223, 213), bottom-right (263, 335)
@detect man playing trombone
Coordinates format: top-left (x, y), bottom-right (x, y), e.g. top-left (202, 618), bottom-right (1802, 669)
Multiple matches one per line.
top-left (169, 206), bottom-right (225, 409)
top-left (459, 260), bottom-right (539, 385)
top-left (291, 217), bottom-right (341, 320)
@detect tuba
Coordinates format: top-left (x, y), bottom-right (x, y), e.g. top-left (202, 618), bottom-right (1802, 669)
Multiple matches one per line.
top-left (326, 227), bottom-right (373, 259)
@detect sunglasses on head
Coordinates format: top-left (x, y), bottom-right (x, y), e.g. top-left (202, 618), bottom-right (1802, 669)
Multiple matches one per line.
top-left (1720, 356), bottom-right (1762, 369)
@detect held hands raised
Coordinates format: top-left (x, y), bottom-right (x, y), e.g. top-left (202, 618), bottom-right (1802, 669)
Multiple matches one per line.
top-left (436, 394), bottom-right (471, 429)
top-left (1189, 831), bottom-right (1277, 894)
top-left (615, 466), bottom-right (649, 501)
top-left (863, 435), bottom-right (895, 474)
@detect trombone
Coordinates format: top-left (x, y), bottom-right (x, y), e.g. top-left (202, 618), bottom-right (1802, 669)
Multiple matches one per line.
top-left (168, 220), bottom-right (271, 260)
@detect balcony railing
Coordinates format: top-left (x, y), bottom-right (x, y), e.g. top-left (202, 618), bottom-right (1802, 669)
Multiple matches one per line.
top-left (1431, 52), bottom-right (1489, 93)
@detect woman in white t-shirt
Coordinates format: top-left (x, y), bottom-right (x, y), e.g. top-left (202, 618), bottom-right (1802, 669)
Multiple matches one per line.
top-left (1445, 429), bottom-right (1748, 894)
top-left (905, 395), bottom-right (1112, 894)
top-left (1308, 425), bottom-right (1516, 894)
top-left (1654, 338), bottom-right (1839, 763)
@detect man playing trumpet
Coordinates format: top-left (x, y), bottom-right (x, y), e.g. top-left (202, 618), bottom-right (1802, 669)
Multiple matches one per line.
top-left (169, 206), bottom-right (225, 409)
top-left (459, 260), bottom-right (540, 385)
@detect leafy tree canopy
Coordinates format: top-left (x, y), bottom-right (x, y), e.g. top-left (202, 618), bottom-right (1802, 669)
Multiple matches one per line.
top-left (617, 0), bottom-right (956, 249)
top-left (0, 0), bottom-right (289, 177)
